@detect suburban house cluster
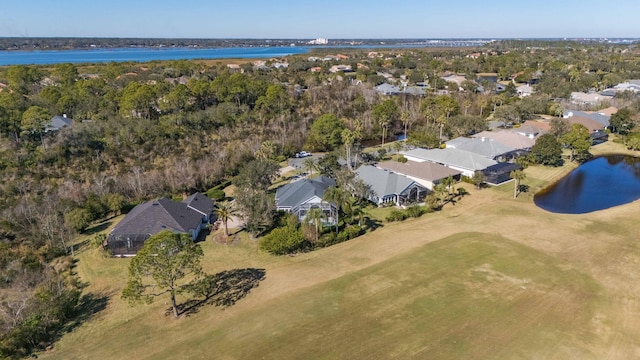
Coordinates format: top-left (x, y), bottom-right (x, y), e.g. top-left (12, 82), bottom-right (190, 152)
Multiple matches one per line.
top-left (571, 80), bottom-right (640, 105)
top-left (100, 60), bottom-right (624, 256)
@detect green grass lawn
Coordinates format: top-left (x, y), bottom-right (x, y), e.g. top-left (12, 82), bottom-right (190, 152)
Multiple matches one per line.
top-left (194, 233), bottom-right (602, 360)
top-left (50, 233), bottom-right (603, 360)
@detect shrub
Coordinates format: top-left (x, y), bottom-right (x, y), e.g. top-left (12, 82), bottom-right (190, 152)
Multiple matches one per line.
top-left (64, 208), bottom-right (91, 233)
top-left (405, 205), bottom-right (425, 218)
top-left (337, 225), bottom-right (364, 242)
top-left (385, 209), bottom-right (407, 222)
top-left (317, 232), bottom-right (338, 247)
top-left (206, 188), bottom-right (226, 201)
top-left (259, 226), bottom-right (306, 255)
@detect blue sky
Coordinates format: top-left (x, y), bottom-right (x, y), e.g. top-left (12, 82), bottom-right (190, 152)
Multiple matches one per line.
top-left (1, 0), bottom-right (640, 39)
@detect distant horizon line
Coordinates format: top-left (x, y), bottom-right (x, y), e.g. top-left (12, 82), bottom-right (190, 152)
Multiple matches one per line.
top-left (1, 36), bottom-right (639, 40)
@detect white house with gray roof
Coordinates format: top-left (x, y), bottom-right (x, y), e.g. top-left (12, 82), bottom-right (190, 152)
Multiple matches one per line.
top-left (402, 148), bottom-right (497, 178)
top-left (446, 136), bottom-right (518, 161)
top-left (355, 165), bottom-right (428, 207)
top-left (275, 176), bottom-right (338, 225)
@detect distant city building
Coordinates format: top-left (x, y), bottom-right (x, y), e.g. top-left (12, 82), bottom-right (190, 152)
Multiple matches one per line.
top-left (308, 38), bottom-right (328, 45)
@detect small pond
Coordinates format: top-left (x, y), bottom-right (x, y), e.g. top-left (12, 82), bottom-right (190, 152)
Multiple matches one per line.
top-left (534, 155), bottom-right (640, 214)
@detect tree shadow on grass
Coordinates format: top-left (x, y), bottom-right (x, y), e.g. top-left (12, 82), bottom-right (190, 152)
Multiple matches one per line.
top-left (63, 293), bottom-right (110, 333)
top-left (173, 268), bottom-right (266, 317)
top-left (36, 292), bottom-right (110, 355)
top-left (363, 216), bottom-right (383, 232)
top-left (83, 221), bottom-right (113, 237)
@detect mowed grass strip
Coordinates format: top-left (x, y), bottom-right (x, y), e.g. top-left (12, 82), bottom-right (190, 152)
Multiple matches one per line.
top-left (140, 232), bottom-right (602, 360)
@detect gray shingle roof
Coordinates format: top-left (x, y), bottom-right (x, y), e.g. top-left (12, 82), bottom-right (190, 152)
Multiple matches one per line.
top-left (45, 115), bottom-right (72, 132)
top-left (402, 86), bottom-right (426, 96)
top-left (183, 192), bottom-right (214, 216)
top-left (110, 196), bottom-right (206, 237)
top-left (375, 83), bottom-right (401, 95)
top-left (402, 148), bottom-right (497, 171)
top-left (355, 165), bottom-right (416, 198)
top-left (446, 136), bottom-right (516, 158)
top-left (275, 176), bottom-right (336, 208)
top-left (376, 160), bottom-right (462, 182)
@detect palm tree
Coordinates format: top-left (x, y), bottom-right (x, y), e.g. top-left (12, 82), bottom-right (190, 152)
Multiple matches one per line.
top-left (256, 140), bottom-right (276, 160)
top-left (323, 186), bottom-right (347, 232)
top-left (441, 175), bottom-right (456, 196)
top-left (302, 157), bottom-right (317, 178)
top-left (463, 99), bottom-right (472, 116)
top-left (510, 170), bottom-right (526, 199)
top-left (341, 129), bottom-right (355, 171)
top-left (400, 111), bottom-right (411, 140)
top-left (432, 183), bottom-right (448, 208)
top-left (215, 200), bottom-right (239, 237)
top-left (347, 199), bottom-right (365, 226)
top-left (392, 141), bottom-right (404, 154)
top-left (379, 117), bottom-right (390, 146)
top-left (305, 208), bottom-right (325, 242)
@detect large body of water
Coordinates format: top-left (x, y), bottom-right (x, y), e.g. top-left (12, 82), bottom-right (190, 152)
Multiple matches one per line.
top-left (0, 40), bottom-right (494, 66)
top-left (534, 155), bottom-right (640, 214)
top-left (0, 47), bottom-right (313, 66)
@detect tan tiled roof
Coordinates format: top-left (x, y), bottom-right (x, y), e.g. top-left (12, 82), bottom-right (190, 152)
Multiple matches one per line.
top-left (520, 120), bottom-right (551, 132)
top-left (567, 116), bottom-right (605, 133)
top-left (471, 130), bottom-right (535, 149)
top-left (592, 106), bottom-right (618, 116)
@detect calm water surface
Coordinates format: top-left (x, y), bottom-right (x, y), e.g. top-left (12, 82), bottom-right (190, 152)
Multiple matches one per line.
top-left (0, 42), bottom-right (491, 66)
top-left (0, 47), bottom-right (311, 66)
top-left (534, 155), bottom-right (640, 214)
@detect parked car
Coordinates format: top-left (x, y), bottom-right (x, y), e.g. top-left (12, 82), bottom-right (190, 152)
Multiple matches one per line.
top-left (295, 151), bottom-right (312, 158)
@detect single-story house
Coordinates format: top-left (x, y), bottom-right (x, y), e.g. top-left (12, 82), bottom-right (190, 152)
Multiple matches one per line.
top-left (106, 193), bottom-right (214, 256)
top-left (45, 115), bottom-right (72, 132)
top-left (402, 86), bottom-right (426, 96)
top-left (329, 64), bottom-right (353, 73)
top-left (441, 74), bottom-right (467, 88)
top-left (375, 83), bottom-right (401, 95)
top-left (566, 116), bottom-right (607, 133)
top-left (275, 176), bottom-right (338, 225)
top-left (516, 84), bottom-right (533, 97)
top-left (446, 136), bottom-right (518, 161)
top-left (402, 148), bottom-right (497, 178)
top-left (355, 165), bottom-right (428, 207)
top-left (563, 110), bottom-right (610, 128)
top-left (570, 92), bottom-right (611, 105)
top-left (376, 160), bottom-right (462, 190)
top-left (471, 130), bottom-right (536, 150)
top-left (600, 81), bottom-right (640, 96)
top-left (514, 120), bottom-right (550, 137)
